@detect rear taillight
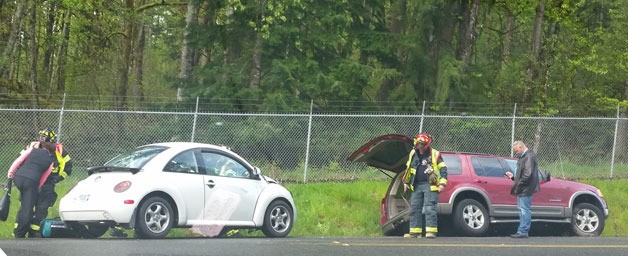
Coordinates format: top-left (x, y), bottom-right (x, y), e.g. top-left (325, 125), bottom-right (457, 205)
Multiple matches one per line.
top-left (113, 181), bottom-right (132, 193)
top-left (380, 197), bottom-right (388, 225)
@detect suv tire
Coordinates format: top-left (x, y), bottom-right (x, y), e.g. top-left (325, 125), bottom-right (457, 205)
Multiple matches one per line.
top-left (571, 203), bottom-right (604, 237)
top-left (453, 199), bottom-right (489, 236)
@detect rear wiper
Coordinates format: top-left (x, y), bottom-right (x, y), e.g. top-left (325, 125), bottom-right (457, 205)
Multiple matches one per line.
top-left (87, 166), bottom-right (140, 175)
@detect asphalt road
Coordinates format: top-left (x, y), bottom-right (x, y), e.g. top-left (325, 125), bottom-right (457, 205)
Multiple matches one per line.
top-left (1, 236), bottom-right (627, 256)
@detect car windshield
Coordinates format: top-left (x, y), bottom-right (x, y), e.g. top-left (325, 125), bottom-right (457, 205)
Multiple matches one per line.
top-left (104, 146), bottom-right (167, 168)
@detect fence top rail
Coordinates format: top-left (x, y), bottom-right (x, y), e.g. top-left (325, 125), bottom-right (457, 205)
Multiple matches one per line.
top-left (0, 108), bottom-right (626, 120)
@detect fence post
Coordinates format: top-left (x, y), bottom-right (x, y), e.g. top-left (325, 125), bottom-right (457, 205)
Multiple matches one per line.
top-left (610, 104), bottom-right (620, 178)
top-left (419, 101), bottom-right (426, 133)
top-left (56, 93), bottom-right (66, 143)
top-left (191, 97), bottom-right (199, 142)
top-left (304, 100), bottom-right (314, 183)
top-left (510, 103), bottom-right (517, 157)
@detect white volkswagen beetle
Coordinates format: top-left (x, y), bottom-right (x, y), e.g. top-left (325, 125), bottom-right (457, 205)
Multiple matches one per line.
top-left (58, 142), bottom-right (296, 239)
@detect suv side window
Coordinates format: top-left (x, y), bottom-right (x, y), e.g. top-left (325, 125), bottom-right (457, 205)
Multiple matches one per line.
top-left (471, 156), bottom-right (506, 177)
top-left (442, 155), bottom-right (461, 175)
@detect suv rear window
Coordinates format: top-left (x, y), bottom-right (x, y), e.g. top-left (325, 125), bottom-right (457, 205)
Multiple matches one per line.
top-left (442, 155), bottom-right (462, 175)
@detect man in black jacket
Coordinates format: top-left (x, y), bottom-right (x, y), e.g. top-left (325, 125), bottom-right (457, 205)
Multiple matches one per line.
top-left (505, 141), bottom-right (540, 238)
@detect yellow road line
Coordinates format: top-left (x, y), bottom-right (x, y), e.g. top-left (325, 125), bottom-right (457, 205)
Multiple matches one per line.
top-left (329, 241), bottom-right (628, 249)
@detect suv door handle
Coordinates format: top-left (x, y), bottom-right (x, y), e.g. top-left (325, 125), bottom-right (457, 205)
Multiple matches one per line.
top-left (475, 179), bottom-right (487, 184)
top-left (207, 180), bottom-right (216, 188)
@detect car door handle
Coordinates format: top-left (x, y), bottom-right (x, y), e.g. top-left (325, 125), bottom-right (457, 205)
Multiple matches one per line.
top-left (475, 179), bottom-right (487, 184)
top-left (207, 180), bottom-right (216, 188)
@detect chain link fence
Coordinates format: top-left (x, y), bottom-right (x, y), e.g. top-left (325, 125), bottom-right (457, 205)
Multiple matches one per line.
top-left (1, 108), bottom-right (627, 185)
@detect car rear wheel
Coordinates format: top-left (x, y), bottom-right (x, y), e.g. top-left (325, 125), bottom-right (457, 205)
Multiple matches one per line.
top-left (261, 200), bottom-right (293, 238)
top-left (134, 196), bottom-right (174, 239)
top-left (571, 203), bottom-right (604, 237)
top-left (453, 199), bottom-right (489, 236)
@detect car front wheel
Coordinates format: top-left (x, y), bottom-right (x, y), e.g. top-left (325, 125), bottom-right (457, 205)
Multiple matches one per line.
top-left (261, 200), bottom-right (293, 238)
top-left (453, 199), bottom-right (489, 236)
top-left (134, 196), bottom-right (174, 239)
top-left (571, 203), bottom-right (604, 237)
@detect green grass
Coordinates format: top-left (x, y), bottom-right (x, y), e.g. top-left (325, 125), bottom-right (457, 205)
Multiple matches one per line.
top-left (1, 179), bottom-right (625, 238)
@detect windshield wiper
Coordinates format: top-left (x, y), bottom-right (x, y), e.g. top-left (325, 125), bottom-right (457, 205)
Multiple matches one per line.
top-left (87, 166), bottom-right (140, 175)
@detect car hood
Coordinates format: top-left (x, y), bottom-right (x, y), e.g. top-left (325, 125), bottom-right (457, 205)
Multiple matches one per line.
top-left (347, 134), bottom-right (413, 173)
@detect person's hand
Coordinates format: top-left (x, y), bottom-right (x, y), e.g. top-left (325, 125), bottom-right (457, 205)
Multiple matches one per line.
top-left (504, 171), bottom-right (514, 179)
top-left (7, 173), bottom-right (14, 179)
top-left (438, 185), bottom-right (445, 192)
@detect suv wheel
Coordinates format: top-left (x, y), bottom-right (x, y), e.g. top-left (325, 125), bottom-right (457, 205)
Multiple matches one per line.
top-left (571, 203), bottom-right (604, 237)
top-left (453, 199), bottom-right (489, 236)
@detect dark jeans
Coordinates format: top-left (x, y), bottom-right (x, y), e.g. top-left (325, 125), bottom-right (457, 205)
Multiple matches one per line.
top-left (13, 176), bottom-right (39, 238)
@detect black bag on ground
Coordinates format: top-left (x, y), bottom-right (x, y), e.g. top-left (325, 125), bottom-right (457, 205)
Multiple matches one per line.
top-left (0, 179), bottom-right (12, 221)
top-left (41, 219), bottom-right (80, 238)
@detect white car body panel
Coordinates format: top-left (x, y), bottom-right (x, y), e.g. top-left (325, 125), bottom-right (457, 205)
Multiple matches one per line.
top-left (58, 142), bottom-right (296, 238)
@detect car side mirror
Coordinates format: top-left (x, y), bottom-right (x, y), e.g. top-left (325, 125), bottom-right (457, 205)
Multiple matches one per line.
top-left (252, 166), bottom-right (261, 179)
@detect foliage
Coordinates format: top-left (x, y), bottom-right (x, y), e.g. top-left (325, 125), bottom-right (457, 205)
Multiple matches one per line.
top-left (1, 0), bottom-right (628, 115)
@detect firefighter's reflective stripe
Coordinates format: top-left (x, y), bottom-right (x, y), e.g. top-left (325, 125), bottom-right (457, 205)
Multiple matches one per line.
top-left (31, 224), bottom-right (40, 231)
top-left (429, 149), bottom-right (447, 192)
top-left (402, 149), bottom-right (417, 190)
top-left (53, 144), bottom-right (70, 179)
top-left (426, 226), bottom-right (438, 233)
top-left (409, 227), bottom-right (422, 234)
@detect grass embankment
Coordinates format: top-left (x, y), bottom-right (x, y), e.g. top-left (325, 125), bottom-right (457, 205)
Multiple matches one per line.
top-left (0, 179), bottom-right (625, 238)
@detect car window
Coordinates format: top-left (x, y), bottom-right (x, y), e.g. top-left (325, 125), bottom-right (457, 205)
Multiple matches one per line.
top-left (442, 155), bottom-right (461, 175)
top-left (201, 151), bottom-right (250, 178)
top-left (105, 146), bottom-right (167, 168)
top-left (505, 159), bottom-right (517, 173)
top-left (164, 150), bottom-right (200, 174)
top-left (471, 156), bottom-right (506, 177)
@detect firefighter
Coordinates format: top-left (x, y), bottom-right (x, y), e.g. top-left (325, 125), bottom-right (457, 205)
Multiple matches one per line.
top-left (27, 128), bottom-right (72, 237)
top-left (8, 141), bottom-right (56, 238)
top-left (402, 133), bottom-right (448, 238)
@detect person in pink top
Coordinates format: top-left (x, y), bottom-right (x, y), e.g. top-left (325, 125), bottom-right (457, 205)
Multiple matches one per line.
top-left (8, 141), bottom-right (56, 238)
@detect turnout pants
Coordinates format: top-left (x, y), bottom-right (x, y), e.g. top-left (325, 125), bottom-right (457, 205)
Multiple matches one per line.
top-left (408, 182), bottom-right (439, 234)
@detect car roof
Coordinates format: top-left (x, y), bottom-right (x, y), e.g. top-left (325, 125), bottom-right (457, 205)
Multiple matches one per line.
top-left (146, 142), bottom-right (230, 151)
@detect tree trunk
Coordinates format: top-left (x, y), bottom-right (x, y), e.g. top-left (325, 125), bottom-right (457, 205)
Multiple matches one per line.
top-left (248, 34), bottom-right (262, 89)
top-left (457, 0), bottom-right (480, 71)
top-left (51, 8), bottom-right (71, 93)
top-left (533, 122), bottom-right (543, 153)
top-left (378, 0), bottom-right (406, 105)
top-left (178, 0), bottom-right (200, 101)
top-left (43, 1), bottom-right (58, 98)
top-left (501, 5), bottom-right (515, 70)
top-left (524, 0), bottom-right (546, 103)
top-left (134, 24), bottom-right (146, 101)
top-left (0, 0), bottom-right (25, 82)
top-left (28, 0), bottom-right (38, 107)
top-left (117, 0), bottom-right (134, 110)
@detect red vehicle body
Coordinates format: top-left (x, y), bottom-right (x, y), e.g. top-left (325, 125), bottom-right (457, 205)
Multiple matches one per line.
top-left (348, 134), bottom-right (609, 236)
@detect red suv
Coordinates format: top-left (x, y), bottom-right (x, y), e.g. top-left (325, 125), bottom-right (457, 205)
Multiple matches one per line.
top-left (348, 134), bottom-right (609, 237)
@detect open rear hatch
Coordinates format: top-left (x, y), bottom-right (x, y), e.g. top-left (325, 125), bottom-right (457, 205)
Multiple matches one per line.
top-left (347, 134), bottom-right (413, 173)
